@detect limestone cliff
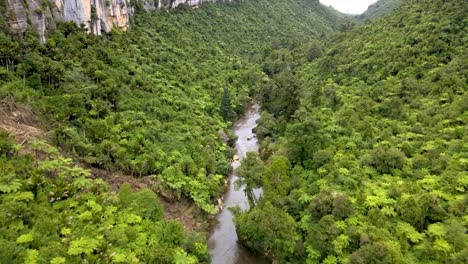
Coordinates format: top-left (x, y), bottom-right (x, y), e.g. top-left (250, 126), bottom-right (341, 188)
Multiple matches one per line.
top-left (4, 0), bottom-right (212, 43)
top-left (6, 0), bottom-right (52, 44)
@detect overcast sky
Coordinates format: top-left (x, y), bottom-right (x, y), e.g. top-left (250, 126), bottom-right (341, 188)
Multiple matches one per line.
top-left (319, 0), bottom-right (379, 14)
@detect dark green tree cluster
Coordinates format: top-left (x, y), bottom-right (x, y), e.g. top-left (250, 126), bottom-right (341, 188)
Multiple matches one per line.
top-left (0, 0), bottom-right (346, 262)
top-left (357, 0), bottom-right (404, 20)
top-left (0, 132), bottom-right (208, 263)
top-left (0, 0), bottom-right (344, 213)
top-left (236, 0), bottom-right (467, 263)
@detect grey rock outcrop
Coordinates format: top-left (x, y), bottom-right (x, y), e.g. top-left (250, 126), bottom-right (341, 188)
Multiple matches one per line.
top-left (5, 0), bottom-right (214, 43)
top-left (7, 0), bottom-right (53, 44)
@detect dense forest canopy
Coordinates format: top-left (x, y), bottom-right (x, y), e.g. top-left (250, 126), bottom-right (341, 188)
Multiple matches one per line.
top-left (1, 0), bottom-right (467, 263)
top-left (357, 0), bottom-right (404, 20)
top-left (0, 0), bottom-right (346, 262)
top-left (235, 0), bottom-right (467, 263)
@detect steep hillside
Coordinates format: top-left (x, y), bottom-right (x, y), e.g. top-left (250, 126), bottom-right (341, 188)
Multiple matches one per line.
top-left (0, 0), bottom-right (345, 263)
top-left (358, 0), bottom-right (404, 20)
top-left (2, 0), bottom-right (211, 44)
top-left (133, 0), bottom-right (345, 56)
top-left (235, 0), bottom-right (467, 262)
top-left (2, 0), bottom-right (344, 44)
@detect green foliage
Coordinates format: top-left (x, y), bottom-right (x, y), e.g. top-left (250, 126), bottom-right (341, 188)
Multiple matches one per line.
top-left (0, 131), bottom-right (20, 156)
top-left (234, 201), bottom-right (298, 260)
top-left (262, 155), bottom-right (292, 202)
top-left (0, 135), bottom-right (200, 263)
top-left (220, 87), bottom-right (236, 122)
top-left (0, 0), bottom-right (347, 262)
top-left (0, 0), bottom-right (345, 216)
top-left (236, 151), bottom-right (264, 206)
top-left (243, 0), bottom-right (468, 262)
top-left (67, 237), bottom-right (100, 256)
top-left (368, 142), bottom-right (406, 174)
top-left (357, 0), bottom-right (404, 20)
top-left (118, 183), bottom-right (164, 219)
top-left (16, 233), bottom-right (34, 244)
top-left (2, 0), bottom-right (465, 263)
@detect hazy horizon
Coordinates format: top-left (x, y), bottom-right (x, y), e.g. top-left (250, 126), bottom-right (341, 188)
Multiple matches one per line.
top-left (319, 0), bottom-right (379, 14)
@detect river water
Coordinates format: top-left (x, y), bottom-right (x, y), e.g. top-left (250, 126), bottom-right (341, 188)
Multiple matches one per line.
top-left (207, 104), bottom-right (267, 264)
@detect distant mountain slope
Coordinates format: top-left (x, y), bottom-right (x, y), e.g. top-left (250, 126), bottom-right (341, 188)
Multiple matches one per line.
top-left (138, 0), bottom-right (347, 57)
top-left (235, 0), bottom-right (468, 262)
top-left (358, 0), bottom-right (404, 20)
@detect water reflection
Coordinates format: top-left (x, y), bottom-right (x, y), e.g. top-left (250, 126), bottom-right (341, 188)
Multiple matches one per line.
top-left (207, 104), bottom-right (268, 264)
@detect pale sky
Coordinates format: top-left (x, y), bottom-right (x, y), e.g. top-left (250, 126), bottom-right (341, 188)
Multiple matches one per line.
top-left (319, 0), bottom-right (379, 14)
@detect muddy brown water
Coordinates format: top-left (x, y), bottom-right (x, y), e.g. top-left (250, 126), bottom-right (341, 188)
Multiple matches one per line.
top-left (207, 104), bottom-right (268, 264)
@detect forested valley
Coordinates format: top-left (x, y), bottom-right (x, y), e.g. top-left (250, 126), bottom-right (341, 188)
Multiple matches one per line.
top-left (0, 0), bottom-right (466, 263)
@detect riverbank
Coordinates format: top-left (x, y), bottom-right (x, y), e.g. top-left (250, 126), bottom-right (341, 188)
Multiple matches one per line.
top-left (208, 104), bottom-right (268, 264)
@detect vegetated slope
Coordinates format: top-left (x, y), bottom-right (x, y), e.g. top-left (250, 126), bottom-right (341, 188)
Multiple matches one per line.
top-left (357, 0), bottom-right (404, 20)
top-left (0, 0), bottom-right (343, 212)
top-left (0, 0), bottom-right (345, 263)
top-left (0, 133), bottom-right (199, 263)
top-left (137, 0), bottom-right (346, 57)
top-left (235, 0), bottom-right (467, 263)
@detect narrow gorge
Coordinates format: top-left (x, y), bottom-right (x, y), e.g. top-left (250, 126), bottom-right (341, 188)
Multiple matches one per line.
top-left (208, 104), bottom-right (266, 264)
top-left (1, 0), bottom-right (466, 263)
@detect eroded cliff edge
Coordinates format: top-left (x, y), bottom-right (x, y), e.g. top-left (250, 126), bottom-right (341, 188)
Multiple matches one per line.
top-left (4, 0), bottom-right (214, 43)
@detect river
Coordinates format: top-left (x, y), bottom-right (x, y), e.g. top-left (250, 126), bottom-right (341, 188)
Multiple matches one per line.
top-left (207, 104), bottom-right (267, 264)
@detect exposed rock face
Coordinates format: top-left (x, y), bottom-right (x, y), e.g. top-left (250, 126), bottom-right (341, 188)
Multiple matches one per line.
top-left (60, 0), bottom-right (91, 29)
top-left (58, 0), bottom-right (131, 34)
top-left (87, 0), bottom-right (132, 33)
top-left (172, 0), bottom-right (204, 8)
top-left (7, 0), bottom-right (52, 44)
top-left (5, 0), bottom-right (214, 43)
top-left (6, 0), bottom-right (28, 38)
